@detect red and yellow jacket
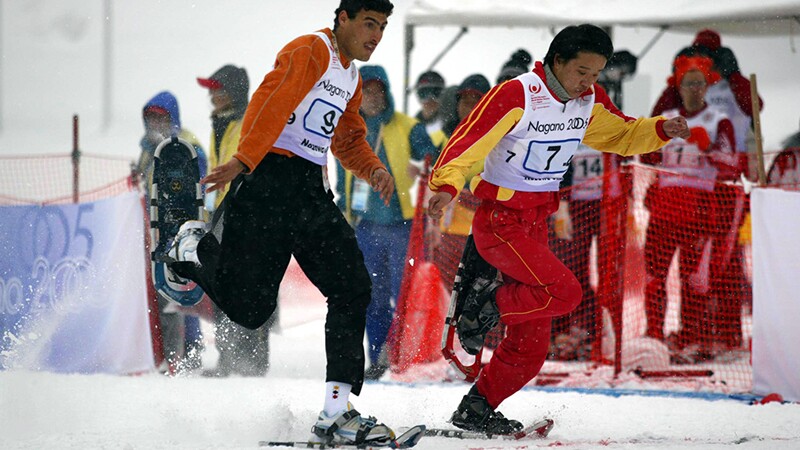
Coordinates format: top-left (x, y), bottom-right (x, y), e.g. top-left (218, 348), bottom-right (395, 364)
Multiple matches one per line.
top-left (430, 62), bottom-right (670, 210)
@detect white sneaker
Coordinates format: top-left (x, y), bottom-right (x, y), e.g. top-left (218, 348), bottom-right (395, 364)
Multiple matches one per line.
top-left (311, 405), bottom-right (395, 445)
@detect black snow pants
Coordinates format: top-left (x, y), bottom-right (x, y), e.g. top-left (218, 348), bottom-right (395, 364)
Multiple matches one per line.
top-left (201, 153), bottom-right (372, 394)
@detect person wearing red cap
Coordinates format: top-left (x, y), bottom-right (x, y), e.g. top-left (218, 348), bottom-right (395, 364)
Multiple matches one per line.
top-left (169, 0), bottom-right (401, 445)
top-left (426, 24), bottom-right (689, 435)
top-left (195, 64), bottom-right (274, 378)
top-left (642, 55), bottom-right (738, 363)
top-left (196, 64), bottom-right (249, 212)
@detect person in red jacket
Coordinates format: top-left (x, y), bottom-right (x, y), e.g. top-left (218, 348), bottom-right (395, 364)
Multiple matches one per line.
top-left (642, 55), bottom-right (739, 362)
top-left (426, 24), bottom-right (689, 435)
top-left (648, 30), bottom-right (757, 356)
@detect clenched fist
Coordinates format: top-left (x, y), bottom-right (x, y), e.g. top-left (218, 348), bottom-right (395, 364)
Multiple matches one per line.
top-left (662, 116), bottom-right (690, 140)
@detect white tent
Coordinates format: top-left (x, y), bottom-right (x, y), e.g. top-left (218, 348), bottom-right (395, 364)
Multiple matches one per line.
top-left (402, 0), bottom-right (800, 113)
top-left (405, 0), bottom-right (800, 32)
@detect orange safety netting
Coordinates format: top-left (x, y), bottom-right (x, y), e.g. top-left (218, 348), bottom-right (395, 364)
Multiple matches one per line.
top-left (0, 153), bottom-right (134, 205)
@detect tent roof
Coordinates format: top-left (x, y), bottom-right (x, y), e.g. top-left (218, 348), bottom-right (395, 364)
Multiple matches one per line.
top-left (406, 0), bottom-right (800, 35)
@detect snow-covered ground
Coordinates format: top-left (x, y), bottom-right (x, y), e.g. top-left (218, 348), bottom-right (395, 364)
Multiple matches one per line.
top-left (2, 278), bottom-right (800, 450)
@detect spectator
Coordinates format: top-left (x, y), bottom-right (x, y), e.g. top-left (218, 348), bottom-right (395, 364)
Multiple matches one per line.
top-left (335, 64), bottom-right (438, 380)
top-left (197, 64), bottom-right (272, 377)
top-left (651, 28), bottom-right (762, 179)
top-left (766, 123), bottom-right (800, 188)
top-left (495, 49), bottom-right (532, 84)
top-left (649, 31), bottom-right (758, 355)
top-left (643, 55), bottom-right (738, 363)
top-left (413, 70), bottom-right (446, 136)
top-left (431, 74), bottom-right (490, 288)
top-left (138, 91), bottom-right (207, 374)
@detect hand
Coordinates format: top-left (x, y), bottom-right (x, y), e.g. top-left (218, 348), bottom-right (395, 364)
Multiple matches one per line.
top-left (686, 126), bottom-right (711, 151)
top-left (426, 191), bottom-right (453, 220)
top-left (713, 47), bottom-right (740, 79)
top-left (554, 199), bottom-right (573, 241)
top-left (202, 158), bottom-right (245, 193)
top-left (662, 116), bottom-right (690, 139)
top-left (370, 168), bottom-right (394, 206)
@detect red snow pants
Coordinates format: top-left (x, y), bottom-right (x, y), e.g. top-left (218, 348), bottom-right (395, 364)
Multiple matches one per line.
top-left (472, 199), bottom-right (583, 408)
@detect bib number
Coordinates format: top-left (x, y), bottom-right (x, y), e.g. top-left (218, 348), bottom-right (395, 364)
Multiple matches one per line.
top-left (574, 154), bottom-right (603, 181)
top-left (522, 139), bottom-right (579, 175)
top-left (664, 144), bottom-right (703, 168)
top-left (304, 99), bottom-right (343, 138)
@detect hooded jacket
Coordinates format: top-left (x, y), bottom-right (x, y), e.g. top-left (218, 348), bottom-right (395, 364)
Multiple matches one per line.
top-left (336, 65), bottom-right (438, 223)
top-left (138, 91), bottom-right (206, 187)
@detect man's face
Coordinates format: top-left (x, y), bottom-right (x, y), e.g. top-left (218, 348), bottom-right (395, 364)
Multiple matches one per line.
top-left (552, 51), bottom-right (607, 99)
top-left (335, 9), bottom-right (388, 62)
top-left (360, 79), bottom-right (387, 118)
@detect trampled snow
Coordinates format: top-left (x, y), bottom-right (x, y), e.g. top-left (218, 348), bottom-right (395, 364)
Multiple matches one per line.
top-left (2, 280), bottom-right (800, 450)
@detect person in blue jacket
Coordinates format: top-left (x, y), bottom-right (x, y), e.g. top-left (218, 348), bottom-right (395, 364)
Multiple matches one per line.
top-left (334, 65), bottom-right (438, 379)
top-left (138, 90), bottom-right (208, 373)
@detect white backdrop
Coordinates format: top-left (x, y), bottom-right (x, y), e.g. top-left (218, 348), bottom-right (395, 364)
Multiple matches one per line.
top-left (751, 187), bottom-right (800, 402)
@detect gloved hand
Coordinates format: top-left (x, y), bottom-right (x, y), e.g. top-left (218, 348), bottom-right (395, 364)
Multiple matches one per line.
top-left (713, 47), bottom-right (740, 79)
top-left (687, 126), bottom-right (711, 151)
top-left (554, 199), bottom-right (573, 241)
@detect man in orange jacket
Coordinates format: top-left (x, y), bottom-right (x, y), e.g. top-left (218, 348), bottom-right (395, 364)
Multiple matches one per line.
top-left (171, 0), bottom-right (398, 445)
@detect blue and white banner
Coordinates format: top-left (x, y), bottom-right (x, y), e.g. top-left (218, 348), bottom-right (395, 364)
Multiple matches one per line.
top-left (0, 191), bottom-right (155, 374)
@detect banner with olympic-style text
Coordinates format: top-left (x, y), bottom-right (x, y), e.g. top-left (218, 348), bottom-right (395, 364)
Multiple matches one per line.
top-left (0, 191), bottom-right (154, 374)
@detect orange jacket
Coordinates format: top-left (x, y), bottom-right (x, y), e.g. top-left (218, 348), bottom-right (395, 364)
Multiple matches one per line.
top-left (234, 28), bottom-right (384, 181)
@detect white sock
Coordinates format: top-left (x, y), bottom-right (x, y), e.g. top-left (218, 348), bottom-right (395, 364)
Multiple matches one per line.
top-left (323, 381), bottom-right (351, 416)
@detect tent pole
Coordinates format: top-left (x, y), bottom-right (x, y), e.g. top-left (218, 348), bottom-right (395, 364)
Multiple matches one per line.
top-left (637, 25), bottom-right (669, 61)
top-left (403, 23), bottom-right (415, 114)
top-left (426, 26), bottom-right (469, 72)
top-left (404, 25), bottom-right (469, 114)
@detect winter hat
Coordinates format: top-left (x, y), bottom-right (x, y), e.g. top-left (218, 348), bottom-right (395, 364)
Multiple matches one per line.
top-left (692, 29), bottom-right (722, 52)
top-left (457, 74), bottom-right (491, 100)
top-left (197, 64), bottom-right (250, 114)
top-left (669, 55), bottom-right (721, 89)
top-left (497, 49), bottom-right (532, 83)
top-left (416, 70), bottom-right (445, 100)
top-left (416, 70), bottom-right (445, 90)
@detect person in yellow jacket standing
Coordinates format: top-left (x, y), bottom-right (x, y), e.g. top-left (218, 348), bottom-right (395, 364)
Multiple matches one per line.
top-left (197, 64), bottom-right (272, 377)
top-left (335, 64), bottom-right (438, 380)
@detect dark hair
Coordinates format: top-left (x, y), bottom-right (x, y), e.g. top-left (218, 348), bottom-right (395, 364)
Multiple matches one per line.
top-left (334, 0), bottom-right (394, 30)
top-left (543, 24), bottom-right (613, 67)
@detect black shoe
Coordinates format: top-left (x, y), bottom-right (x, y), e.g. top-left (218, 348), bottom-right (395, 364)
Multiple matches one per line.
top-left (457, 279), bottom-right (501, 355)
top-left (450, 386), bottom-right (522, 436)
top-left (364, 363), bottom-right (388, 380)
